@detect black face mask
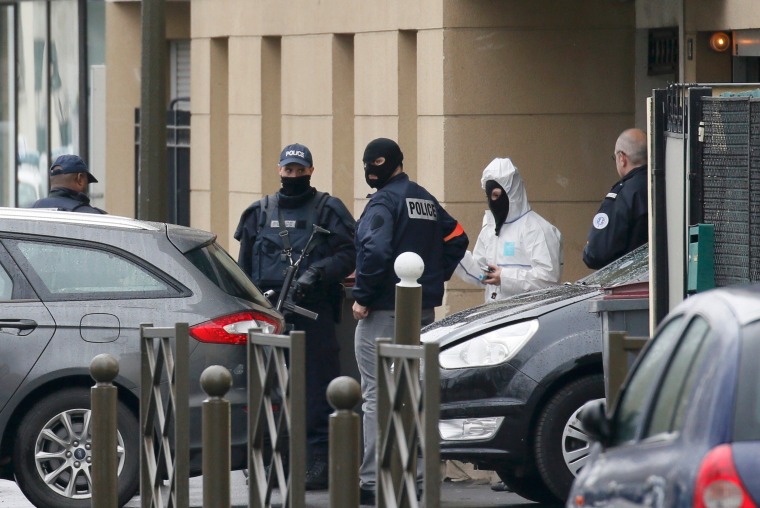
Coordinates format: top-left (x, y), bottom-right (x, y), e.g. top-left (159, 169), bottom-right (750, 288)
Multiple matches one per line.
top-left (485, 180), bottom-right (509, 235)
top-left (363, 138), bottom-right (403, 189)
top-left (363, 161), bottom-right (397, 189)
top-left (280, 175), bottom-right (312, 196)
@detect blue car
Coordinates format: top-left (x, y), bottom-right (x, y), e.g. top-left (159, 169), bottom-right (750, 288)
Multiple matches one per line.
top-left (569, 284), bottom-right (760, 507)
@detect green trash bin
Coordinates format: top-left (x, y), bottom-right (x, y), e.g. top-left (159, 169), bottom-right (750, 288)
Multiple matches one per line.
top-left (687, 224), bottom-right (715, 294)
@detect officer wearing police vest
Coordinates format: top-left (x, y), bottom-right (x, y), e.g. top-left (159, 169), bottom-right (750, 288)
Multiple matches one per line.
top-left (351, 138), bottom-right (469, 504)
top-left (234, 143), bottom-right (355, 490)
top-left (32, 154), bottom-right (106, 214)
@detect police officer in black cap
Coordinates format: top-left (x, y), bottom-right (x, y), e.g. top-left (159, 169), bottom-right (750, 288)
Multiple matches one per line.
top-left (32, 154), bottom-right (106, 214)
top-left (234, 143), bottom-right (356, 490)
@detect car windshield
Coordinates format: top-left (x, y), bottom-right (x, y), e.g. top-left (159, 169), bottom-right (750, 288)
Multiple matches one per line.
top-left (577, 244), bottom-right (649, 287)
top-left (184, 241), bottom-right (272, 308)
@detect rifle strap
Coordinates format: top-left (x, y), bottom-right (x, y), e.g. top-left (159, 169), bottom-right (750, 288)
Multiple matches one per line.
top-left (276, 207), bottom-right (293, 264)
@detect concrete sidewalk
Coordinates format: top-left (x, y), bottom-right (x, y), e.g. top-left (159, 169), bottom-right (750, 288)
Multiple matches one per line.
top-left (124, 471), bottom-right (554, 508)
top-left (1, 472), bottom-right (555, 507)
top-left (124, 471), bottom-right (545, 508)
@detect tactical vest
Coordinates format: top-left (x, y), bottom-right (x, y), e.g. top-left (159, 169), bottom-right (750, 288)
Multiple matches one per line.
top-left (251, 192), bottom-right (329, 290)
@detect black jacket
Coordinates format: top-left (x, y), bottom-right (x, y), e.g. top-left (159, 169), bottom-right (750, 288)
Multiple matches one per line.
top-left (32, 188), bottom-right (106, 214)
top-left (353, 172), bottom-right (469, 310)
top-left (583, 165), bottom-right (648, 269)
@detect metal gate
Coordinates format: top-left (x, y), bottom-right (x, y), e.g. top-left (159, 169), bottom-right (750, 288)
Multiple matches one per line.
top-left (695, 96), bottom-right (760, 285)
top-left (651, 84), bottom-right (760, 322)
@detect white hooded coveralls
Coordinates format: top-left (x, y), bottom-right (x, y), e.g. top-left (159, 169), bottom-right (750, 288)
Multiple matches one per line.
top-left (455, 158), bottom-right (563, 302)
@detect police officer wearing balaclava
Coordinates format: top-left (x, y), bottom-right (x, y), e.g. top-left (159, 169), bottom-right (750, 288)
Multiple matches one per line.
top-left (351, 137), bottom-right (468, 504)
top-left (234, 143), bottom-right (356, 490)
top-left (455, 158), bottom-right (563, 302)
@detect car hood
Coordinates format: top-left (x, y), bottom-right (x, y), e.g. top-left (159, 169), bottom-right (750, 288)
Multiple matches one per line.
top-left (421, 282), bottom-right (602, 347)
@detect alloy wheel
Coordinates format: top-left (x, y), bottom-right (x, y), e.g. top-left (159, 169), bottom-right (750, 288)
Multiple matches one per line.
top-left (33, 408), bottom-right (126, 499)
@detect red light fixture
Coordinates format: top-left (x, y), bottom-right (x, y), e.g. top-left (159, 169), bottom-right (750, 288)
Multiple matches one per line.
top-left (694, 444), bottom-right (755, 508)
top-left (189, 311), bottom-right (282, 345)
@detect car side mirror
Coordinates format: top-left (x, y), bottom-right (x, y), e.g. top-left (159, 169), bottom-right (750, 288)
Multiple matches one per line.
top-left (579, 398), bottom-right (611, 447)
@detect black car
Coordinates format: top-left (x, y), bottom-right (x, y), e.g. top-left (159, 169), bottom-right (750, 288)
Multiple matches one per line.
top-left (0, 208), bottom-right (284, 508)
top-left (421, 245), bottom-right (649, 503)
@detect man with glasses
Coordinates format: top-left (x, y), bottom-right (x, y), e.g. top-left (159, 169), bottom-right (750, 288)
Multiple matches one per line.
top-left (582, 128), bottom-right (648, 269)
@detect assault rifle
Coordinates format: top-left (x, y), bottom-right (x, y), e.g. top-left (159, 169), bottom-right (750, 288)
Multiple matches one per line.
top-left (274, 224), bottom-right (331, 320)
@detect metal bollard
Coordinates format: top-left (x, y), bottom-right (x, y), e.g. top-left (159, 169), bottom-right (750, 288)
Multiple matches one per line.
top-left (201, 366), bottom-right (233, 508)
top-left (90, 353), bottom-right (119, 508)
top-left (393, 252), bottom-right (424, 346)
top-left (327, 376), bottom-right (362, 508)
top-left (390, 252), bottom-right (425, 508)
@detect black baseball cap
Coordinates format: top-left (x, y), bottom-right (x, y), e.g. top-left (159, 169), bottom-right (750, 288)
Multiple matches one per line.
top-left (49, 154), bottom-right (98, 183)
top-left (279, 143), bottom-right (313, 167)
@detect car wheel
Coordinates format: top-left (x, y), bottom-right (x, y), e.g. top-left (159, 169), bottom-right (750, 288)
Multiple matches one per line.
top-left (13, 388), bottom-right (139, 508)
top-left (495, 468), bottom-right (558, 504)
top-left (533, 374), bottom-right (604, 502)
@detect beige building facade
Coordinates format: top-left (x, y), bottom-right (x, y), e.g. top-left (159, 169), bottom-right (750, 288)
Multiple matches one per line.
top-left (104, 0), bottom-right (759, 314)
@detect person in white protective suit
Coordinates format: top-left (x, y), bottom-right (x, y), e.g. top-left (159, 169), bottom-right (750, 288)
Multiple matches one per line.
top-left (455, 157), bottom-right (563, 302)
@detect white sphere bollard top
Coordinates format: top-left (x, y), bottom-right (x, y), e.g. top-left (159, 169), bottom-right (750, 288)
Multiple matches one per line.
top-left (395, 252), bottom-right (425, 287)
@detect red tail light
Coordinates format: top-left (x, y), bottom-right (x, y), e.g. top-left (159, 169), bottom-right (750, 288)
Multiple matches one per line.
top-left (189, 311), bottom-right (282, 345)
top-left (694, 444), bottom-right (756, 508)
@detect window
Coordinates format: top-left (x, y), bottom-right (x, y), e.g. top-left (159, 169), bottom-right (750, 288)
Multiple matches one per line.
top-left (16, 1), bottom-right (49, 206)
top-left (645, 316), bottom-right (712, 437)
top-left (648, 28), bottom-right (679, 76)
top-left (184, 241), bottom-right (271, 308)
top-left (170, 39), bottom-right (190, 107)
top-left (49, 0), bottom-right (80, 160)
top-left (611, 315), bottom-right (685, 445)
top-left (734, 321), bottom-right (760, 442)
top-left (12, 240), bottom-right (175, 299)
top-left (0, 264), bottom-right (12, 300)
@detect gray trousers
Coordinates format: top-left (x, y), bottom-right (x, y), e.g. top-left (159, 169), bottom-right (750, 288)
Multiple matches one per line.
top-left (354, 307), bottom-right (435, 489)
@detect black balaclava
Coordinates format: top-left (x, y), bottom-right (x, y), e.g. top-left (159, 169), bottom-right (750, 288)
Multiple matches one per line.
top-left (485, 180), bottom-right (509, 235)
top-left (362, 138), bottom-right (403, 189)
top-left (280, 175), bottom-right (312, 196)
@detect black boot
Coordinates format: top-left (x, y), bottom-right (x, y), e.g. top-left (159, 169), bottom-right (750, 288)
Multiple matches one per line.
top-left (359, 486), bottom-right (376, 505)
top-left (304, 455), bottom-right (329, 490)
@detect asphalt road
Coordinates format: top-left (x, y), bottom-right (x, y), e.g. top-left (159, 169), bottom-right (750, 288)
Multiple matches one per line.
top-left (0, 472), bottom-right (565, 507)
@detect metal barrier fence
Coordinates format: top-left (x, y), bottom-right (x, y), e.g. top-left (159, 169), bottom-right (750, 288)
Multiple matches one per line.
top-left (139, 322), bottom-right (190, 508)
top-left (376, 340), bottom-right (440, 508)
top-left (247, 329), bottom-right (306, 508)
top-left (89, 253), bottom-right (440, 507)
top-left (89, 330), bottom-right (440, 508)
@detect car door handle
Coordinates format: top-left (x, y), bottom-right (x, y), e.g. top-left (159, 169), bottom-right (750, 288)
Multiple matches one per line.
top-left (0, 319), bottom-right (38, 335)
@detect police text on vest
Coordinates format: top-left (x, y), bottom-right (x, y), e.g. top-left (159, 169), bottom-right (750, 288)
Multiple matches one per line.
top-left (406, 198), bottom-right (437, 221)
